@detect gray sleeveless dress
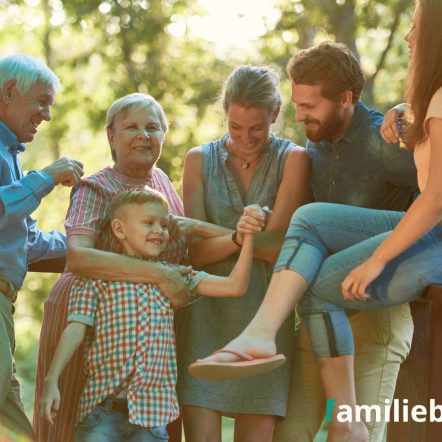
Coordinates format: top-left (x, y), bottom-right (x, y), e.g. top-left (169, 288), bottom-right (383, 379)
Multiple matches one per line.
top-left (176, 134), bottom-right (297, 416)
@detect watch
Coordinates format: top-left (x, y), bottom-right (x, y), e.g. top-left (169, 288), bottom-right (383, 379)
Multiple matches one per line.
top-left (231, 230), bottom-right (242, 247)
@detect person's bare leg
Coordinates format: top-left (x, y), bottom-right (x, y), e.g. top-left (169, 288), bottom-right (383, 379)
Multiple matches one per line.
top-left (182, 405), bottom-right (222, 442)
top-left (318, 356), bottom-right (368, 442)
top-left (200, 269), bottom-right (308, 363)
top-left (166, 417), bottom-right (182, 442)
top-left (234, 414), bottom-right (276, 442)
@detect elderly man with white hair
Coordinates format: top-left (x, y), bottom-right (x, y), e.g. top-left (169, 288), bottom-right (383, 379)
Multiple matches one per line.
top-left (0, 54), bottom-right (83, 439)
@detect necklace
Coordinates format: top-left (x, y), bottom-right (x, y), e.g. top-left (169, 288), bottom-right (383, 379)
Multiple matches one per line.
top-left (226, 137), bottom-right (270, 169)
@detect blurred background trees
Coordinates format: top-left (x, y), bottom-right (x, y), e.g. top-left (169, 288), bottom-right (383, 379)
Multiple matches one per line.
top-left (0, 0), bottom-right (412, 431)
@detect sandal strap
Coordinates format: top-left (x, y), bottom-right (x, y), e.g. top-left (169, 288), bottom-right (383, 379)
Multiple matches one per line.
top-left (212, 349), bottom-right (254, 361)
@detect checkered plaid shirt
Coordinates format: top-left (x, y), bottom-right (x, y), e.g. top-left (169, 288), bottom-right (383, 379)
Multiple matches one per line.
top-left (68, 264), bottom-right (207, 428)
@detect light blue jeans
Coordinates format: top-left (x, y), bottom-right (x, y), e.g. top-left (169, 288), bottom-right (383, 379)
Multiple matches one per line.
top-left (274, 202), bottom-right (442, 358)
top-left (74, 406), bottom-right (168, 442)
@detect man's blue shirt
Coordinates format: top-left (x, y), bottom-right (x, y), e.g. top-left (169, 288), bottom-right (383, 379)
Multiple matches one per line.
top-left (0, 121), bottom-right (66, 289)
top-left (307, 102), bottom-right (418, 210)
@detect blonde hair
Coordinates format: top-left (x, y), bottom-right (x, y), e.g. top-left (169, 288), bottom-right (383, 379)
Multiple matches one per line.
top-left (221, 65), bottom-right (282, 114)
top-left (110, 188), bottom-right (169, 220)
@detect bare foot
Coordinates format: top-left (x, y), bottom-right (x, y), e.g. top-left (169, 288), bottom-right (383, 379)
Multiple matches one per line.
top-left (198, 333), bottom-right (277, 363)
top-left (327, 422), bottom-right (369, 442)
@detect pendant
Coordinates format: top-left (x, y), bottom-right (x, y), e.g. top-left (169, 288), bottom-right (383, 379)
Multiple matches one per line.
top-left (241, 161), bottom-right (250, 169)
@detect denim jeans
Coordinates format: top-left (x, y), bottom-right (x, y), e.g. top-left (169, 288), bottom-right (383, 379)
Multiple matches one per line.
top-left (74, 406), bottom-right (168, 442)
top-left (273, 305), bottom-right (413, 442)
top-left (274, 202), bottom-right (442, 357)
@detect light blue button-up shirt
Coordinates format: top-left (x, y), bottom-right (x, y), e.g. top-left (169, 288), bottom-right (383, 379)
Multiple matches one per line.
top-left (0, 121), bottom-right (66, 289)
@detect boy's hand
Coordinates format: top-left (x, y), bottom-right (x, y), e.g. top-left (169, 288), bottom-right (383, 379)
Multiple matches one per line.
top-left (40, 379), bottom-right (61, 425)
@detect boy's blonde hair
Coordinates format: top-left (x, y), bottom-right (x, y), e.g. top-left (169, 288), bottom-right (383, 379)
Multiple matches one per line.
top-left (110, 188), bottom-right (169, 220)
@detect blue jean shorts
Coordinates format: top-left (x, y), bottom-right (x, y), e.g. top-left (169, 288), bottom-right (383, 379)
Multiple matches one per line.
top-left (74, 406), bottom-right (168, 442)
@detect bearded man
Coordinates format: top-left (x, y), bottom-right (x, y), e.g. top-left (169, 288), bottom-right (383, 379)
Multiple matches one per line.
top-left (274, 42), bottom-right (418, 442)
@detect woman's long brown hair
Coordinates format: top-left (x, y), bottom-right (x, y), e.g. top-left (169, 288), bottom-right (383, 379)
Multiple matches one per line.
top-left (406, 0), bottom-right (442, 148)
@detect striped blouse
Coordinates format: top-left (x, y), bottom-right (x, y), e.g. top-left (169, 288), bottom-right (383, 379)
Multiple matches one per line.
top-left (33, 166), bottom-right (186, 442)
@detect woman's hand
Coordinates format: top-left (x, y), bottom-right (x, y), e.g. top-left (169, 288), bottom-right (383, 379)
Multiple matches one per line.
top-left (168, 215), bottom-right (197, 239)
top-left (341, 257), bottom-right (386, 301)
top-left (235, 204), bottom-right (271, 244)
top-left (380, 103), bottom-right (409, 144)
top-left (158, 265), bottom-right (192, 309)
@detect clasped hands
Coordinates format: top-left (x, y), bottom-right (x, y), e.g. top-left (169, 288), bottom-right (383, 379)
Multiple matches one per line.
top-left (233, 204), bottom-right (271, 246)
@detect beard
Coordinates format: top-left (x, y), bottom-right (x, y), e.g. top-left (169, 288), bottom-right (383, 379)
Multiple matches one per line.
top-left (304, 108), bottom-right (345, 142)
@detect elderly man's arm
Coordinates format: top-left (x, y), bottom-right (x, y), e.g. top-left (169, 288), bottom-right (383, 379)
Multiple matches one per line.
top-left (0, 169), bottom-right (55, 229)
top-left (0, 157), bottom-right (84, 229)
top-left (27, 217), bottom-right (66, 263)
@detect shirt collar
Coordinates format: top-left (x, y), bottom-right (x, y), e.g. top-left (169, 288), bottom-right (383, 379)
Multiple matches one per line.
top-left (340, 101), bottom-right (370, 143)
top-left (220, 134), bottom-right (229, 163)
top-left (0, 121), bottom-right (26, 153)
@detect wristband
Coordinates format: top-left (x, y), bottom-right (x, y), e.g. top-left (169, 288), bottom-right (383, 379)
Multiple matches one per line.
top-left (231, 230), bottom-right (242, 247)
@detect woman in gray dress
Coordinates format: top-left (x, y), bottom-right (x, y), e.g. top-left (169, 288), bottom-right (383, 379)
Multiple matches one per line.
top-left (176, 65), bottom-right (311, 441)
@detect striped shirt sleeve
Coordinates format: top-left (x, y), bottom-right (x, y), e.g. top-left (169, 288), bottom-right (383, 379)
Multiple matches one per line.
top-left (65, 178), bottom-right (111, 240)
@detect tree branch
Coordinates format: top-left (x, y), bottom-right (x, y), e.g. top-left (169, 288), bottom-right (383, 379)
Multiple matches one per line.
top-left (369, 0), bottom-right (411, 84)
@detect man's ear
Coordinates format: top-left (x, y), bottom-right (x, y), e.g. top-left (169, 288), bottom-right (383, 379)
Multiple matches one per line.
top-left (1, 80), bottom-right (17, 103)
top-left (341, 90), bottom-right (353, 108)
top-left (110, 218), bottom-right (126, 240)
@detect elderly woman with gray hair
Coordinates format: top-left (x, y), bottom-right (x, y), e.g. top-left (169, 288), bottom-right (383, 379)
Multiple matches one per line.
top-left (33, 93), bottom-right (228, 442)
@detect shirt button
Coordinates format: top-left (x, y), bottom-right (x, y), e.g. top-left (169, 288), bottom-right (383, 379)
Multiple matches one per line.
top-left (141, 313), bottom-right (148, 320)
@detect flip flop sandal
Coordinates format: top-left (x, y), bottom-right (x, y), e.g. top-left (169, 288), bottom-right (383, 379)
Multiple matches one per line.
top-left (188, 349), bottom-right (286, 381)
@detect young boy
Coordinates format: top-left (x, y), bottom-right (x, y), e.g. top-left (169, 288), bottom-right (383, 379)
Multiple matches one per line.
top-left (39, 188), bottom-right (256, 441)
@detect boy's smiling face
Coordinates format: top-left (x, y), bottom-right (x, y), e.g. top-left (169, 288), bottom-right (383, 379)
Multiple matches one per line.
top-left (112, 202), bottom-right (170, 259)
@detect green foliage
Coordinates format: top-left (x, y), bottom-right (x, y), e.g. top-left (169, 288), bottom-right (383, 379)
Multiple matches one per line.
top-left (1, 0), bottom-right (413, 428)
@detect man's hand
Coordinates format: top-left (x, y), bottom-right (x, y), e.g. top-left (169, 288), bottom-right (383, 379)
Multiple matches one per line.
top-left (158, 265), bottom-right (192, 309)
top-left (42, 157), bottom-right (84, 187)
top-left (168, 215), bottom-right (197, 239)
top-left (39, 379), bottom-right (60, 425)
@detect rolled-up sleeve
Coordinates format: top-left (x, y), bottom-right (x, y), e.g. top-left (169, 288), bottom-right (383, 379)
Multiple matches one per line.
top-left (68, 278), bottom-right (102, 327)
